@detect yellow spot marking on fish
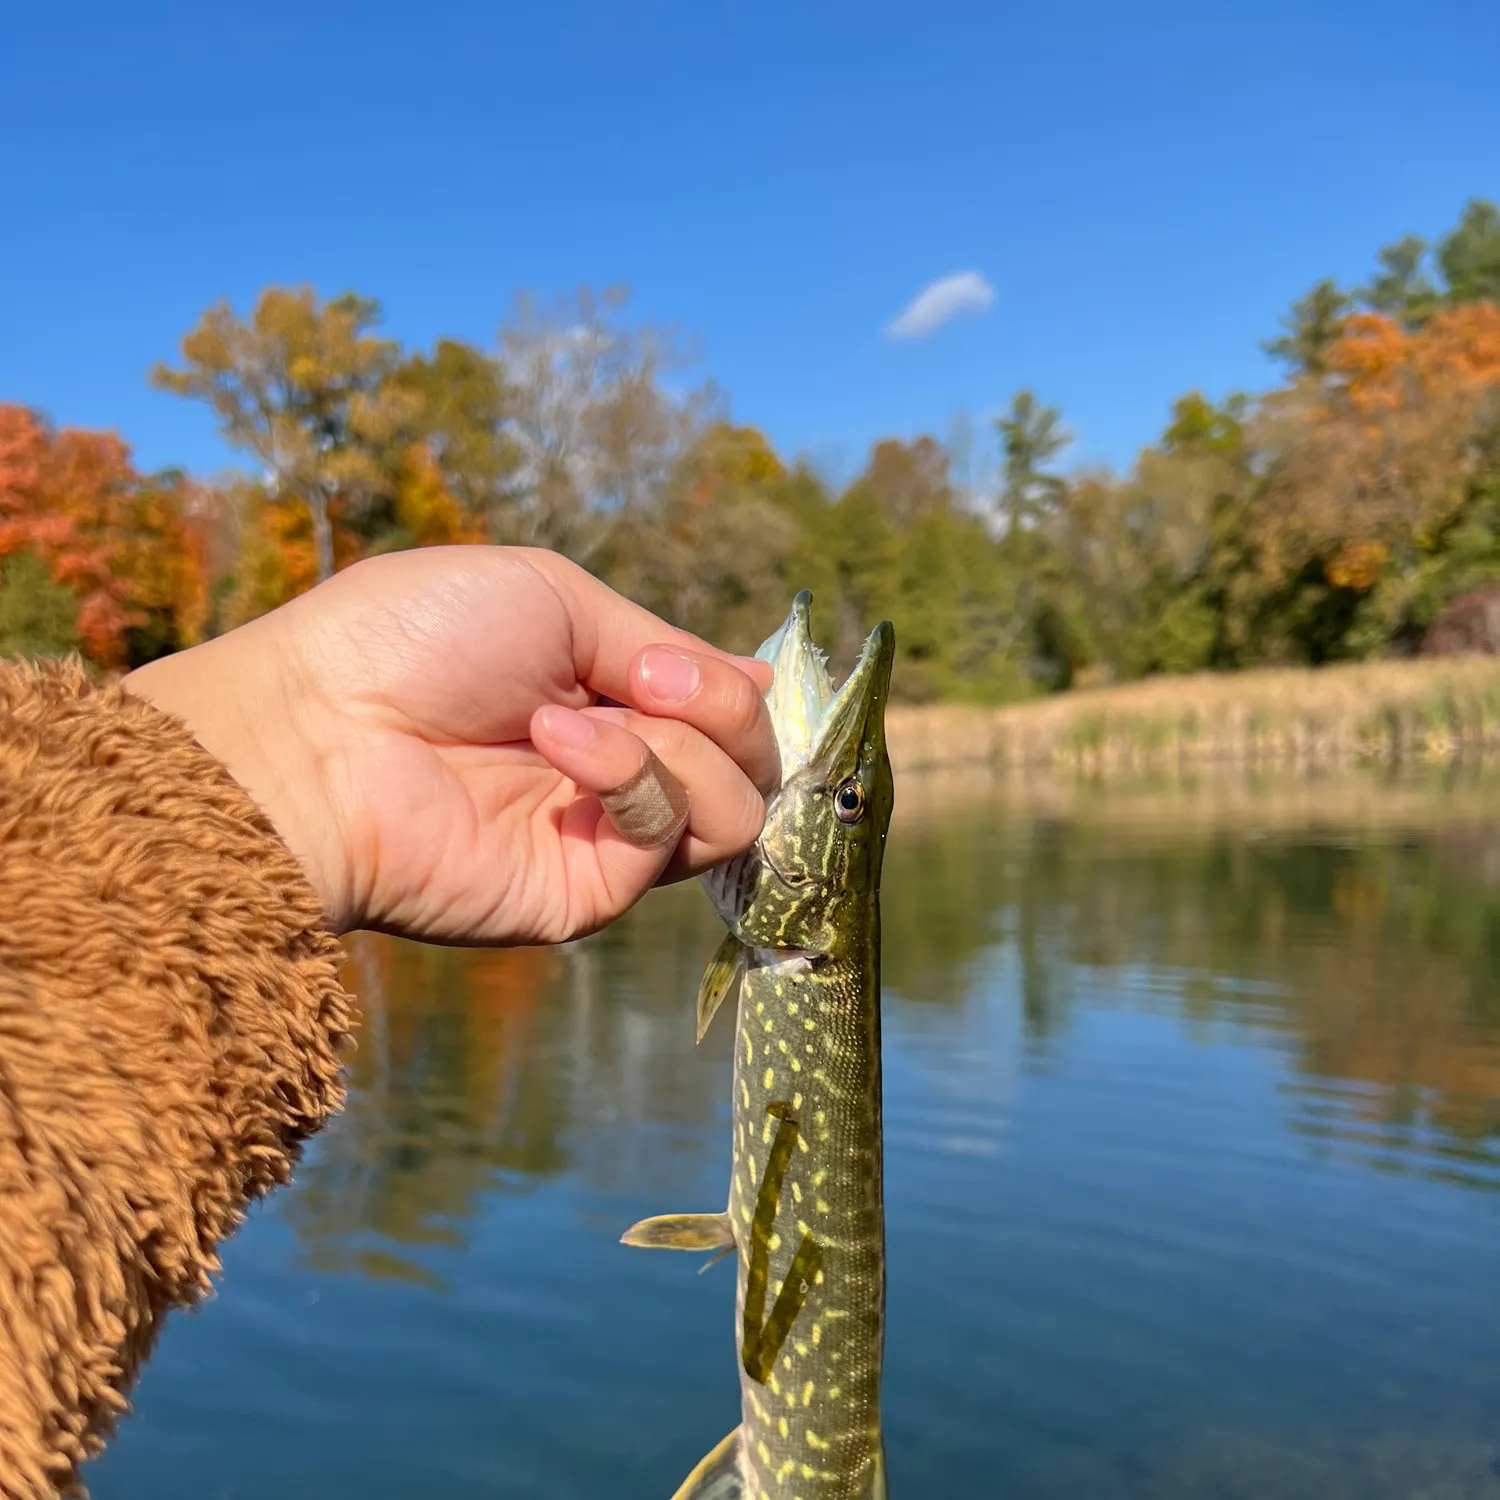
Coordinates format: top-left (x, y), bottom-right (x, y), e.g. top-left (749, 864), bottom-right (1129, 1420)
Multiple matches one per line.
top-left (778, 1418), bottom-right (789, 1439)
top-left (794, 1340), bottom-right (808, 1356)
top-left (767, 1372), bottom-right (781, 1396)
top-left (776, 1459), bottom-right (795, 1483)
top-left (802, 1380), bottom-right (815, 1406)
top-left (789, 1057), bottom-right (802, 1073)
top-left (801, 1464), bottom-right (817, 1480)
top-left (787, 1000), bottom-right (799, 1015)
top-left (797, 1219), bottom-right (812, 1236)
top-left (748, 1389), bottom-right (769, 1423)
top-left (768, 1232), bottom-right (781, 1252)
top-left (740, 1080), bottom-right (751, 1107)
top-left (811, 1322), bottom-right (822, 1345)
top-left (785, 1385), bottom-right (797, 1407)
top-left (739, 1202), bottom-right (753, 1225)
top-left (816, 1198), bottom-right (830, 1214)
top-left (805, 1042), bottom-right (815, 1055)
top-left (782, 1355), bottom-right (793, 1371)
top-left (763, 1067), bottom-right (775, 1090)
top-left (824, 1308), bottom-right (847, 1320)
top-left (791, 1181), bottom-right (803, 1203)
top-left (743, 1033), bottom-right (753, 1065)
top-left (804, 1018), bottom-right (815, 1031)
top-left (806, 1430), bottom-right (830, 1450)
top-left (756, 999), bottom-right (765, 1015)
top-left (815, 1111), bottom-right (827, 1128)
top-left (796, 1134), bottom-right (808, 1151)
top-left (792, 1092), bottom-right (803, 1109)
top-left (828, 1385), bottom-right (841, 1399)
top-left (777, 1039), bottom-right (788, 1054)
top-left (811, 1168), bottom-right (827, 1188)
top-left (756, 1440), bottom-right (772, 1466)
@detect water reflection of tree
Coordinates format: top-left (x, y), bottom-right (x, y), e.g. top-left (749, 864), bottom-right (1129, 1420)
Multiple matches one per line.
top-left (287, 937), bottom-right (572, 1281)
top-left (287, 893), bottom-right (742, 1279)
top-left (986, 810), bottom-right (1500, 1183)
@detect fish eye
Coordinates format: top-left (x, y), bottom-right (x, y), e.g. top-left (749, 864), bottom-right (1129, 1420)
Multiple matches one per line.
top-left (834, 778), bottom-right (866, 824)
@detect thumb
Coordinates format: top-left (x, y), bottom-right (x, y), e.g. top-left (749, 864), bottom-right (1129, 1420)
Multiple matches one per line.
top-left (596, 747), bottom-right (690, 850)
top-left (530, 705), bottom-right (693, 916)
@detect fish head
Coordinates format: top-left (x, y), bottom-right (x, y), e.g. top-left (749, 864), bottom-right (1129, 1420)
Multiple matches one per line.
top-left (701, 591), bottom-right (895, 959)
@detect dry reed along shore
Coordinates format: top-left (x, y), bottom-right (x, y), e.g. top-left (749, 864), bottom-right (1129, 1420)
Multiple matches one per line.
top-left (885, 656), bottom-right (1500, 780)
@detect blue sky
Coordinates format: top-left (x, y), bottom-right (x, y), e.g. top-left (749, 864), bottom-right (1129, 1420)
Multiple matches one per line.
top-left (2, 0), bottom-right (1497, 485)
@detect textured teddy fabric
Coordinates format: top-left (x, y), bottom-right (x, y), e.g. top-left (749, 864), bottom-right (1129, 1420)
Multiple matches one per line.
top-left (0, 657), bottom-right (353, 1498)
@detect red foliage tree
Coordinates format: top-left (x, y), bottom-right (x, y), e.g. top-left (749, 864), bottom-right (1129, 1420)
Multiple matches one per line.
top-left (0, 405), bottom-right (211, 667)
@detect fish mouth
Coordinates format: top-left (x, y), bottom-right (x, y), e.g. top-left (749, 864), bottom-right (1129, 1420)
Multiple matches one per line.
top-left (756, 590), bottom-right (894, 778)
top-left (807, 615), bottom-right (895, 775)
top-left (756, 589), bottom-right (833, 773)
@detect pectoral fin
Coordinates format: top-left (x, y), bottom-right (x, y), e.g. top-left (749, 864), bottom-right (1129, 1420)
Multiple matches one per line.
top-left (669, 1427), bottom-right (743, 1500)
top-left (697, 930), bottom-right (746, 1042)
top-left (620, 1212), bottom-right (734, 1253)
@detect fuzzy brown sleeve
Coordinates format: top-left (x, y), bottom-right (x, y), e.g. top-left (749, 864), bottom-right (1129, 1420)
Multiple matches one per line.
top-left (0, 657), bottom-right (353, 1499)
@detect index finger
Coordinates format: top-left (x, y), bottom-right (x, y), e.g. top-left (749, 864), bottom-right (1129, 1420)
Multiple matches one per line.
top-left (628, 646), bottom-right (780, 796)
top-left (517, 548), bottom-right (773, 702)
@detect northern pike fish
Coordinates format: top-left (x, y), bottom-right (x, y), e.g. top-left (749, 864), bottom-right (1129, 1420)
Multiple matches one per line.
top-left (623, 591), bottom-right (896, 1500)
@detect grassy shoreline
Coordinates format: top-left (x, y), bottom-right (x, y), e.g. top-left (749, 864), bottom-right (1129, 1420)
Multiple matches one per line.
top-left (886, 656), bottom-right (1500, 777)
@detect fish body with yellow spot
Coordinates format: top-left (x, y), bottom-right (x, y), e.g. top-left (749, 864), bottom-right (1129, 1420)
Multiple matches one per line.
top-left (623, 592), bottom-right (895, 1500)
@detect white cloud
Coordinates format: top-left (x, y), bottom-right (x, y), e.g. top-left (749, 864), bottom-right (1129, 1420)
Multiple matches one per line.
top-left (885, 271), bottom-right (994, 340)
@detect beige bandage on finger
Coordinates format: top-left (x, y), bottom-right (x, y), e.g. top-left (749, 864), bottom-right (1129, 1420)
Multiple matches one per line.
top-left (598, 747), bottom-right (691, 850)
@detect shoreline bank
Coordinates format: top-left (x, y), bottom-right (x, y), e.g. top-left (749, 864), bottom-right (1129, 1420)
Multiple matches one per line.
top-left (885, 655), bottom-right (1500, 777)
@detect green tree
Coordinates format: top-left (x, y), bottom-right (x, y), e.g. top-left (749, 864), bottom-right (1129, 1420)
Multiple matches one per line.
top-left (1437, 199), bottom-right (1500, 307)
top-left (1162, 390), bottom-right (1249, 459)
top-left (994, 388), bottom-right (1069, 533)
top-left (0, 551), bottom-right (82, 661)
top-left (1358, 234), bottom-right (1439, 324)
top-left (1263, 278), bottom-right (1352, 375)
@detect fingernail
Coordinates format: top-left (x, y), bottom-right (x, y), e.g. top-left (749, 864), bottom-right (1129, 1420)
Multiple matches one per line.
top-left (640, 649), bottom-right (702, 704)
top-left (540, 705), bottom-right (596, 749)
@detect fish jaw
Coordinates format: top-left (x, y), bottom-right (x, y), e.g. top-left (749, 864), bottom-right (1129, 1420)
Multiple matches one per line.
top-left (755, 589), bottom-right (834, 776)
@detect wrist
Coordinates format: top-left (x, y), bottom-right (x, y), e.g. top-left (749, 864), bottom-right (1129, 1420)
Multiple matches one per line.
top-left (122, 626), bottom-right (356, 934)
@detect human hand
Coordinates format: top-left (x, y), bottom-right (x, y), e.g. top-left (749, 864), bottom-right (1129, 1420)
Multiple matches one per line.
top-left (124, 546), bottom-right (778, 945)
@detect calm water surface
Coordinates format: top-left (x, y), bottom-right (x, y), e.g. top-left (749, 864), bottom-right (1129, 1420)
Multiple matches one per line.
top-left (90, 768), bottom-right (1500, 1498)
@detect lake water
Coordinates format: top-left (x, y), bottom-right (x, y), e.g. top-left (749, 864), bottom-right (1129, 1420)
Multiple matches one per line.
top-left (88, 767), bottom-right (1500, 1499)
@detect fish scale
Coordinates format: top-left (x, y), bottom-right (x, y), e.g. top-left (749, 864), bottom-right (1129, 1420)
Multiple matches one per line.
top-left (622, 591), bottom-right (895, 1500)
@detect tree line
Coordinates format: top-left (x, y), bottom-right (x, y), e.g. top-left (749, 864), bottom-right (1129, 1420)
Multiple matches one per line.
top-left (4, 199), bottom-right (1500, 699)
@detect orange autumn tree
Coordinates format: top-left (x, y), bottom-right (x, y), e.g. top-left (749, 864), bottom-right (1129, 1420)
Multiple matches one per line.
top-left (1249, 303), bottom-right (1500, 638)
top-left (384, 442), bottom-right (488, 550)
top-left (221, 442), bottom-right (486, 629)
top-left (0, 404), bottom-right (211, 668)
